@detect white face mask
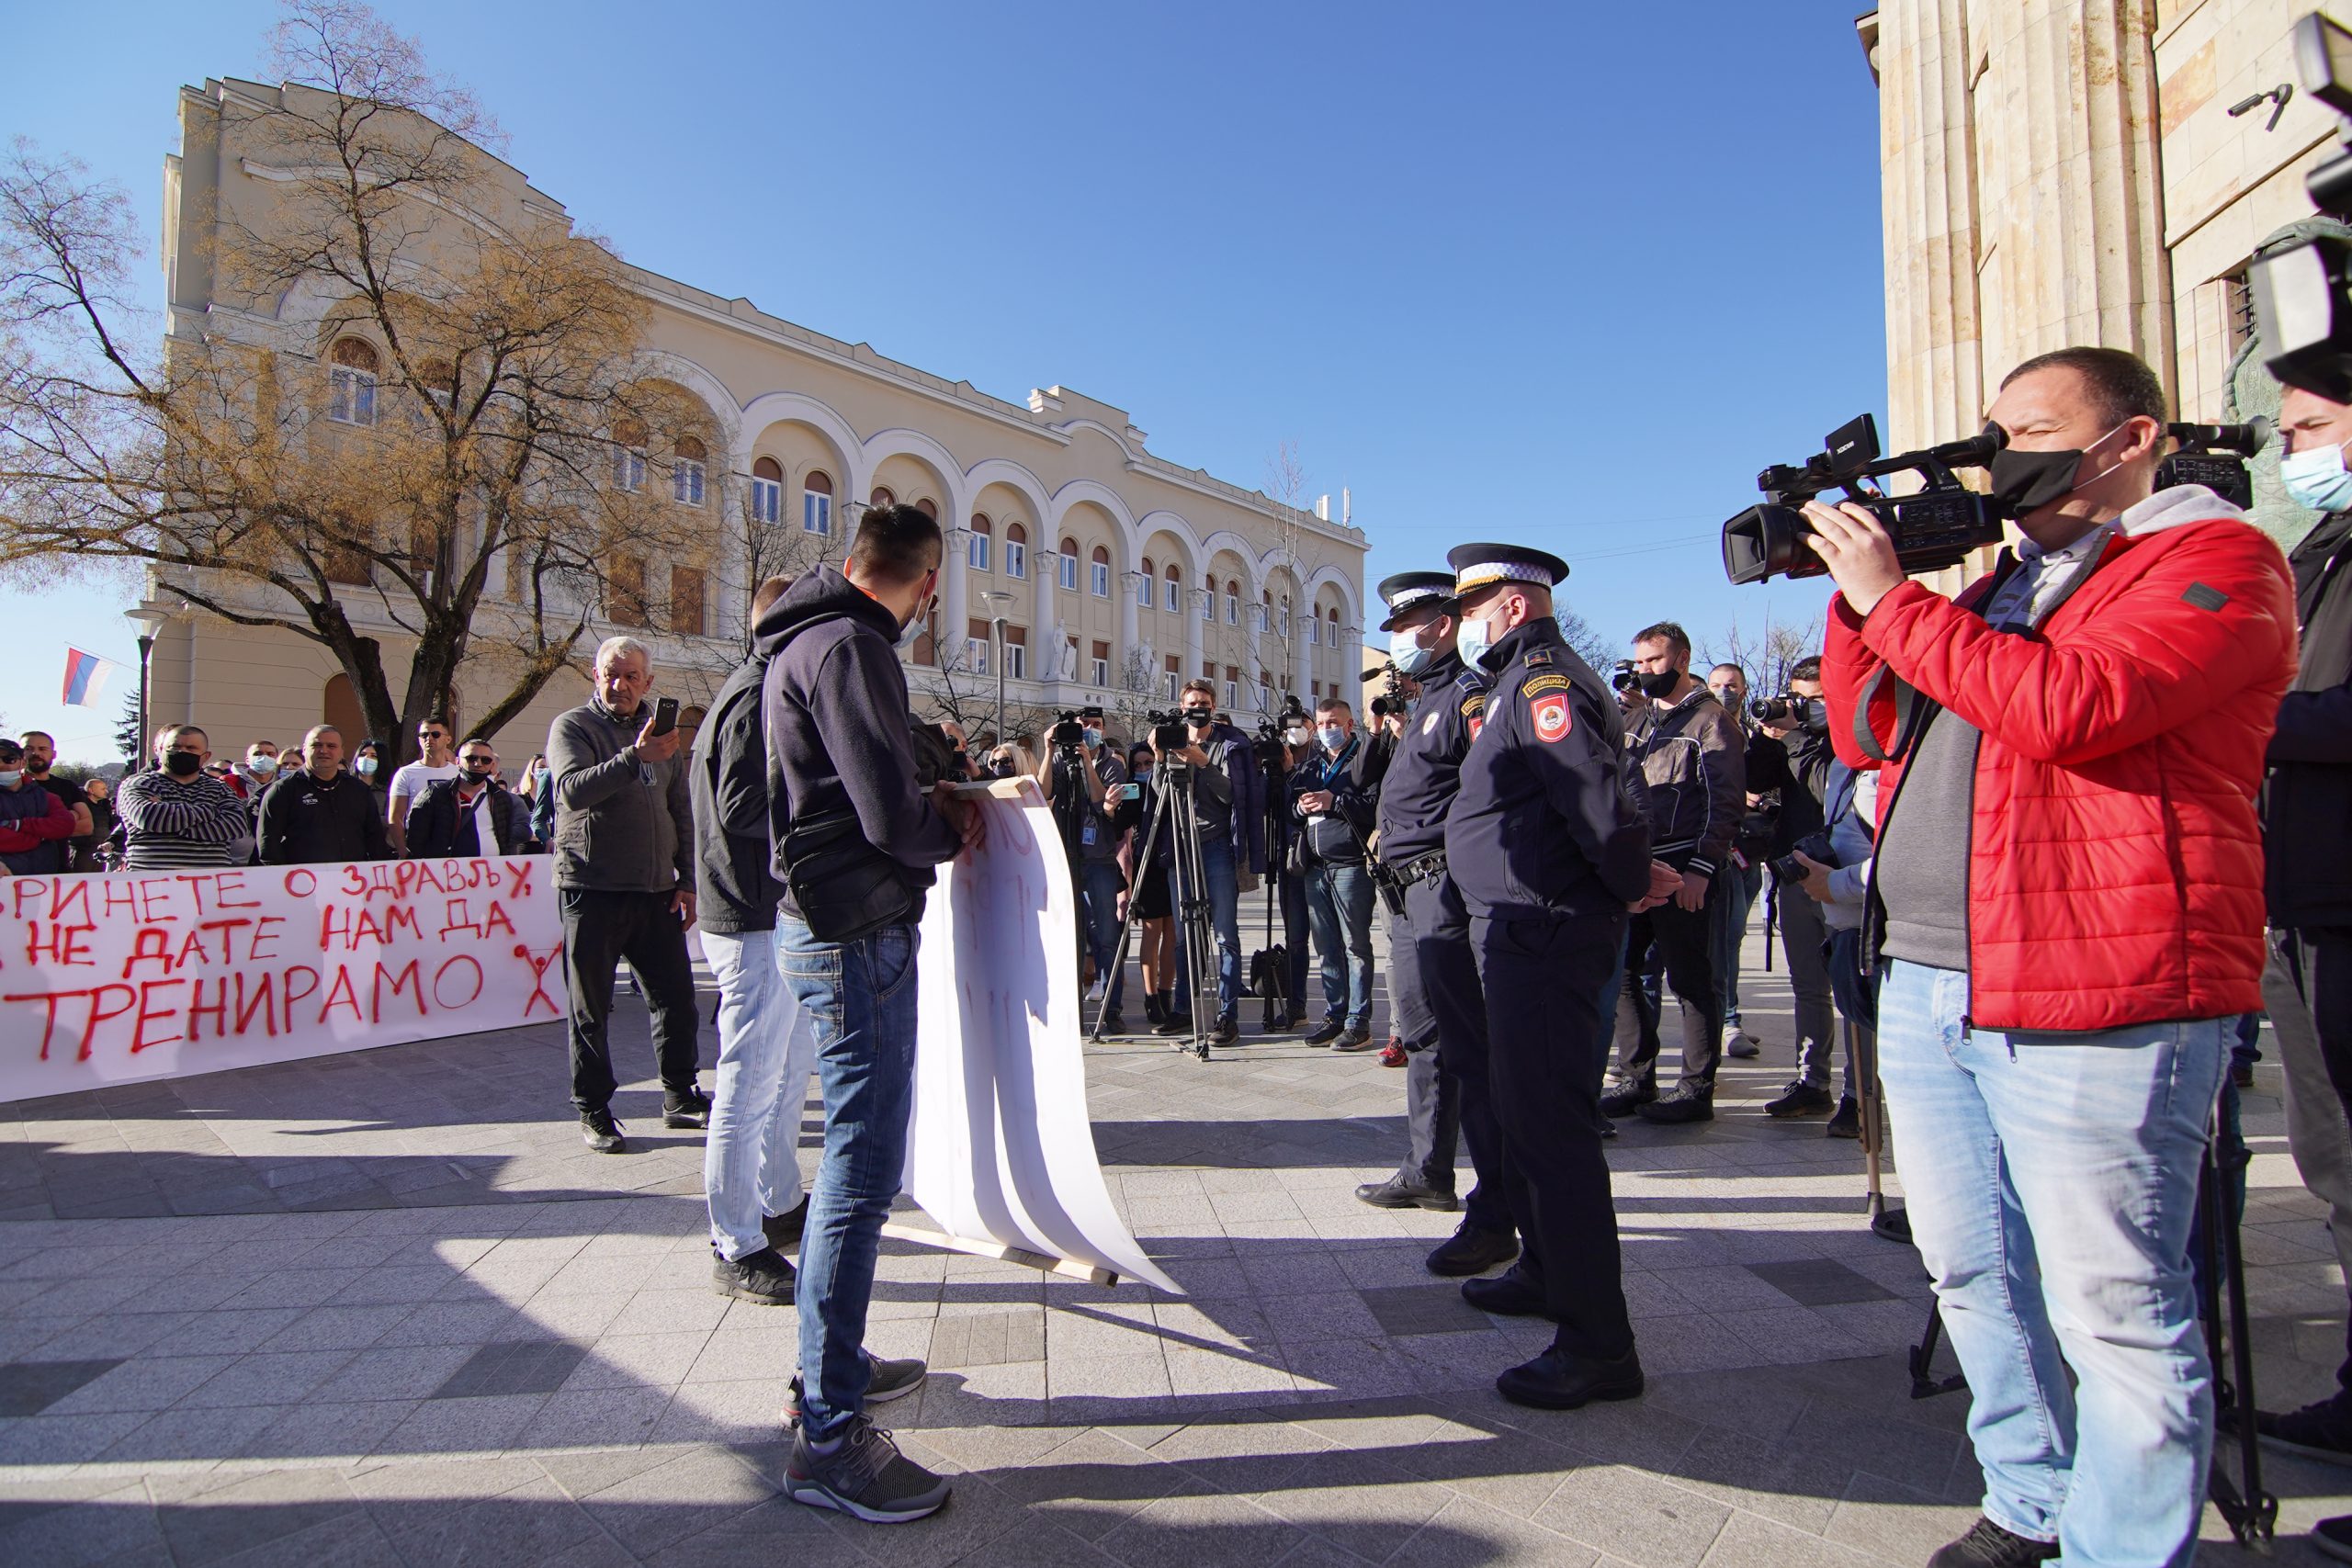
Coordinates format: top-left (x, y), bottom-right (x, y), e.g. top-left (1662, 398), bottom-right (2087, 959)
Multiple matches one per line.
top-left (1456, 609), bottom-right (1498, 669)
top-left (1317, 724), bottom-right (1348, 751)
top-left (1284, 726), bottom-right (1311, 746)
top-left (1388, 626), bottom-right (1433, 677)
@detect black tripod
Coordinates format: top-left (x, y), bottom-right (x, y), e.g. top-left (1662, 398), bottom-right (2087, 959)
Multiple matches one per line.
top-left (1900, 1117), bottom-right (2278, 1549)
top-left (1255, 745), bottom-right (1295, 1030)
top-left (1092, 754), bottom-right (1217, 1061)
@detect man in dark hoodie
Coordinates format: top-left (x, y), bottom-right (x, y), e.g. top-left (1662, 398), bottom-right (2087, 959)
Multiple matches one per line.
top-left (759, 504), bottom-right (979, 1526)
top-left (2244, 388), bottom-right (2352, 1553)
top-left (693, 575), bottom-right (821, 1309)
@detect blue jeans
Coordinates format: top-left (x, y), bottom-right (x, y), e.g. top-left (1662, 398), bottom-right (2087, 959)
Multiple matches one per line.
top-left (1877, 959), bottom-right (2224, 1568)
top-left (776, 915), bottom-right (921, 1442)
top-left (1170, 835), bottom-right (1240, 1020)
top-left (1305, 861), bottom-right (1375, 1030)
top-left (701, 929), bottom-right (820, 1261)
top-left (1079, 859), bottom-right (1126, 1015)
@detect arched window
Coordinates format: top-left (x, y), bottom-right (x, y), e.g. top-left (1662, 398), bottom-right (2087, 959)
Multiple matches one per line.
top-left (1165, 563), bottom-right (1181, 613)
top-left (672, 435), bottom-right (707, 507)
top-left (1327, 605), bottom-right (1341, 649)
top-left (750, 456), bottom-right (784, 525)
top-left (968, 513), bottom-right (992, 572)
top-left (1260, 589), bottom-right (1272, 632)
top-left (1090, 544), bottom-right (1112, 598)
top-left (914, 497), bottom-right (938, 521)
top-left (1057, 536), bottom-right (1080, 592)
top-left (1307, 608), bottom-right (1320, 645)
top-left (1201, 576), bottom-right (1214, 621)
top-left (611, 418), bottom-right (647, 491)
top-left (870, 485), bottom-right (895, 509)
top-left (328, 338), bottom-right (379, 425)
top-left (1139, 557), bottom-right (1156, 608)
top-left (803, 469), bottom-right (833, 536)
top-left (1226, 579), bottom-right (1240, 625)
top-left (1005, 522), bottom-right (1028, 580)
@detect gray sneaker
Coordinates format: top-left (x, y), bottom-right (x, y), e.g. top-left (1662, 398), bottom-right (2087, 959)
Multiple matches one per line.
top-left (784, 1414), bottom-right (951, 1523)
top-left (786, 1354), bottom-right (928, 1423)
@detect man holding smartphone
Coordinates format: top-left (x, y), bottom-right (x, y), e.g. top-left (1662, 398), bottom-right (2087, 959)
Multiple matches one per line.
top-left (548, 635), bottom-right (707, 1154)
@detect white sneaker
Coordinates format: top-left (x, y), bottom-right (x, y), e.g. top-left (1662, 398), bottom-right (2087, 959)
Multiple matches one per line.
top-left (1722, 1028), bottom-right (1759, 1059)
top-left (1086, 976), bottom-right (1106, 1002)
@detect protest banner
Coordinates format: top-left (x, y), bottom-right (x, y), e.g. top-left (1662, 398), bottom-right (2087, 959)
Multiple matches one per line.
top-left (0, 858), bottom-right (566, 1103)
top-left (906, 779), bottom-right (1178, 1293)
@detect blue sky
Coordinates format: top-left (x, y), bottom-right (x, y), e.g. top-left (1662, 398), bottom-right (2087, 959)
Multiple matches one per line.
top-left (1, 1), bottom-right (1883, 761)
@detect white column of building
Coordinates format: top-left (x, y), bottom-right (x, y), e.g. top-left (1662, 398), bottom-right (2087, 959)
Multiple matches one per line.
top-left (1031, 547), bottom-right (1056, 686)
top-left (1294, 615), bottom-right (1312, 699)
top-left (1241, 601), bottom-right (1263, 713)
top-left (940, 524), bottom-right (968, 668)
top-left (1183, 582), bottom-right (1206, 690)
top-left (1118, 570), bottom-right (1139, 686)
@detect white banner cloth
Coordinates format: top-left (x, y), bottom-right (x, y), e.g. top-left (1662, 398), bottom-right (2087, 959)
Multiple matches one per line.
top-left (908, 779), bottom-right (1177, 1292)
top-left (0, 858), bottom-right (566, 1102)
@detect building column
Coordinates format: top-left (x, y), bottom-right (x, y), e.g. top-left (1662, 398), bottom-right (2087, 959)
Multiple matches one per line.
top-left (1295, 618), bottom-right (1312, 700)
top-left (941, 525), bottom-right (968, 669)
top-left (1118, 573), bottom-right (1139, 689)
top-left (1032, 549), bottom-right (1057, 690)
top-left (1184, 584), bottom-right (1206, 689)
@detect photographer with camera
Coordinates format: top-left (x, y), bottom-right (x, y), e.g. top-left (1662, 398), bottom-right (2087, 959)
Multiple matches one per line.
top-left (1037, 705), bottom-right (1132, 1031)
top-left (1600, 622), bottom-right (1746, 1126)
top-left (1152, 680), bottom-right (1253, 1044)
top-left (1809, 346), bottom-right (2297, 1568)
top-left (1353, 572), bottom-right (1521, 1275)
top-left (1288, 697), bottom-right (1385, 1050)
top-left (1742, 659), bottom-right (1844, 1127)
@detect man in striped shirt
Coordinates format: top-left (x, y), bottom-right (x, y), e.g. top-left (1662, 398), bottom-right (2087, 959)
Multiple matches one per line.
top-left (118, 725), bottom-right (252, 870)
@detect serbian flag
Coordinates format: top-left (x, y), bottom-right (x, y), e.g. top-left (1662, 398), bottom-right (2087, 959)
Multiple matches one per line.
top-left (61, 648), bottom-right (118, 707)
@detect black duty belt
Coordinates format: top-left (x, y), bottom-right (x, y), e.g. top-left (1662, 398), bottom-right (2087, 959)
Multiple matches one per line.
top-left (1386, 849), bottom-right (1447, 888)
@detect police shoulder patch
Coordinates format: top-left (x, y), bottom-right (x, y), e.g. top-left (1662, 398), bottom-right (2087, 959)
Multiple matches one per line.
top-left (1459, 692), bottom-right (1486, 718)
top-left (1530, 692), bottom-right (1572, 743)
top-left (1524, 649), bottom-right (1554, 668)
top-left (1521, 672), bottom-right (1571, 697)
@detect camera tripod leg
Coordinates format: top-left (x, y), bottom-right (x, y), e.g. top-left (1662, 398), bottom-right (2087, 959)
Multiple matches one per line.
top-left (1094, 777), bottom-right (1176, 1043)
top-left (2199, 1125), bottom-right (2278, 1546)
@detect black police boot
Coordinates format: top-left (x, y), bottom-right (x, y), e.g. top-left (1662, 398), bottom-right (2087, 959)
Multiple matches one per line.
top-left (1635, 1090), bottom-right (1713, 1126)
top-left (1426, 1222), bottom-right (1520, 1277)
top-left (1598, 1080), bottom-right (1657, 1118)
top-left (1355, 1174), bottom-right (1460, 1212)
top-left (1763, 1080), bottom-right (1834, 1118)
top-left (1462, 1265), bottom-right (1547, 1317)
top-left (1497, 1343), bottom-right (1645, 1411)
top-left (1926, 1517), bottom-right (2059, 1567)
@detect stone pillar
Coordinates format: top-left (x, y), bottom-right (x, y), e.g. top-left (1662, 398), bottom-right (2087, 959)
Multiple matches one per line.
top-left (1184, 583), bottom-right (1206, 688)
top-left (1875, 0), bottom-right (1987, 455)
top-left (941, 525), bottom-right (968, 671)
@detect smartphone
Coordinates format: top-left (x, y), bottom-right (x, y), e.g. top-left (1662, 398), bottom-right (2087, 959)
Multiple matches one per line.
top-left (650, 696), bottom-right (680, 736)
top-left (1120, 782), bottom-right (1141, 802)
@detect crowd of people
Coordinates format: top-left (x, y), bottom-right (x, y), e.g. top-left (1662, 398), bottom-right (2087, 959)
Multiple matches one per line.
top-left (6, 342), bottom-right (2352, 1559)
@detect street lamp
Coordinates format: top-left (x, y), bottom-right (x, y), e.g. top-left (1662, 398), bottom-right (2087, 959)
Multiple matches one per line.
top-left (124, 603), bottom-right (169, 768)
top-left (979, 590), bottom-right (1014, 749)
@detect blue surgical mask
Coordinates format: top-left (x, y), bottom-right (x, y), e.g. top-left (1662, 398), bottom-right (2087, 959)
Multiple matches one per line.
top-left (247, 757), bottom-right (277, 779)
top-left (1388, 626), bottom-right (1433, 677)
top-left (0, 771), bottom-right (19, 790)
top-left (1456, 611), bottom-right (1494, 671)
top-left (2282, 437), bottom-right (2352, 514)
top-left (1082, 727), bottom-right (1102, 749)
top-left (356, 756), bottom-right (379, 777)
top-left (1317, 724), bottom-right (1348, 751)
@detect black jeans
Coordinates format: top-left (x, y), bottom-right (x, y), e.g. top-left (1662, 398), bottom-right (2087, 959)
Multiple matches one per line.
top-left (1472, 910), bottom-right (1634, 1360)
top-left (560, 887), bottom-right (702, 1114)
top-left (1610, 892), bottom-right (1724, 1097)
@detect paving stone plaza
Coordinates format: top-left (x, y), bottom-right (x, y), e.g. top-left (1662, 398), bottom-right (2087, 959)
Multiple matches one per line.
top-left (5, 910), bottom-right (2351, 1567)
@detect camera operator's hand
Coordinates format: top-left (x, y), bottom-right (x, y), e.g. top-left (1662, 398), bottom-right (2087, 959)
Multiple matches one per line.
top-left (1800, 499), bottom-right (1905, 615)
top-left (1631, 858), bottom-right (1681, 911)
top-left (1791, 850), bottom-right (1836, 904)
top-left (934, 781), bottom-right (987, 858)
top-left (632, 716), bottom-right (681, 765)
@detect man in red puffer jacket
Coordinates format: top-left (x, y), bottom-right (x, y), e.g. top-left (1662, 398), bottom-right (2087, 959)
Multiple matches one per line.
top-left (1804, 345), bottom-right (2298, 1568)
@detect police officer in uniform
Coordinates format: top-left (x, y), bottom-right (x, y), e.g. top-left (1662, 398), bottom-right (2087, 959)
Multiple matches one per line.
top-left (1353, 572), bottom-right (1522, 1280)
top-left (1443, 542), bottom-right (1676, 1409)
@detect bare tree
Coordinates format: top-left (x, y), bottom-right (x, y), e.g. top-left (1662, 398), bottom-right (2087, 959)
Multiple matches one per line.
top-left (1553, 603), bottom-right (1618, 671)
top-left (1260, 437), bottom-right (1332, 709)
top-left (0, 2), bottom-right (709, 768)
top-left (1703, 612), bottom-right (1826, 698)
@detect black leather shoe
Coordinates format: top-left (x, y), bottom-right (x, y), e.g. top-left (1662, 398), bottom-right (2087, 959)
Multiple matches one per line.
top-left (1462, 1266), bottom-right (1547, 1317)
top-left (763, 1196), bottom-right (808, 1253)
top-left (1304, 1018), bottom-right (1344, 1045)
top-left (1427, 1223), bottom-right (1520, 1277)
top-left (1355, 1176), bottom-right (1461, 1212)
top-left (1635, 1091), bottom-right (1713, 1125)
top-left (1497, 1345), bottom-right (1644, 1410)
top-left (1926, 1517), bottom-right (2059, 1566)
top-left (1764, 1080), bottom-right (1834, 1118)
top-left (1598, 1082), bottom-right (1656, 1118)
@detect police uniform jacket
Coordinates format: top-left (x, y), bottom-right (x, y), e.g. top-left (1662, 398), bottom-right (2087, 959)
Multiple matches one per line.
top-left (1445, 619), bottom-right (1653, 919)
top-left (1374, 649), bottom-right (1486, 867)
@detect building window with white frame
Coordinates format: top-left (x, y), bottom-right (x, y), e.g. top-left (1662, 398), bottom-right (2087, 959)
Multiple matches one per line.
top-left (968, 513), bottom-right (991, 571)
top-left (327, 338), bottom-right (379, 425)
top-left (802, 469), bottom-right (833, 535)
top-left (1006, 641), bottom-right (1027, 680)
top-left (1138, 557), bottom-right (1156, 608)
top-left (966, 636), bottom-right (989, 675)
top-left (749, 457), bottom-right (783, 525)
top-left (1225, 581), bottom-right (1239, 625)
top-left (1306, 614), bottom-right (1319, 646)
top-left (612, 419), bottom-right (647, 492)
top-left (1006, 522), bottom-right (1027, 579)
top-left (1057, 536), bottom-right (1079, 592)
top-left (1225, 678), bottom-right (1238, 709)
top-left (672, 435), bottom-right (707, 507)
top-left (1200, 580), bottom-right (1213, 621)
top-left (1090, 545), bottom-right (1111, 598)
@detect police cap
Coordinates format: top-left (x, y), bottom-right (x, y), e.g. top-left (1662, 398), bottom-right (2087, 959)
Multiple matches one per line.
top-left (1374, 571), bottom-right (1458, 632)
top-left (1446, 543), bottom-right (1569, 598)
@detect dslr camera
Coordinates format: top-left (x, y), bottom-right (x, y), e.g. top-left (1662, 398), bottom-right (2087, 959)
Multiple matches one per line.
top-left (1722, 413), bottom-right (2007, 585)
top-left (1749, 692), bottom-right (1806, 725)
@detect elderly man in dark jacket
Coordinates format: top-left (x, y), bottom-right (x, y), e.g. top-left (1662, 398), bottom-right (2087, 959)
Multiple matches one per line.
top-left (693, 575), bottom-right (820, 1308)
top-left (2245, 389), bottom-right (2352, 1534)
top-left (548, 635), bottom-right (705, 1155)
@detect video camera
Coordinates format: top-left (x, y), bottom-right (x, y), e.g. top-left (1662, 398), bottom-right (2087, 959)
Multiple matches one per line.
top-left (1145, 709), bottom-right (1192, 753)
top-left (2250, 15), bottom-right (2352, 398)
top-left (1610, 659), bottom-right (1641, 695)
top-left (1050, 711), bottom-right (1085, 749)
top-left (1722, 413), bottom-right (2007, 585)
top-left (2155, 421), bottom-right (2273, 510)
top-left (1361, 660), bottom-right (1416, 717)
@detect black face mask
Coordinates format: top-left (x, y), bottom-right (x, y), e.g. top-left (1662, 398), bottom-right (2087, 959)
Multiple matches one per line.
top-left (163, 750), bottom-right (203, 777)
top-left (1183, 708), bottom-right (1213, 728)
top-left (1985, 423), bottom-right (2126, 515)
top-left (1636, 670), bottom-right (1680, 701)
top-left (1799, 697), bottom-right (1830, 737)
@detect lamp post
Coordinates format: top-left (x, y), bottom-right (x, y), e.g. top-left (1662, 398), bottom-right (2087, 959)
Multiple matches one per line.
top-left (124, 604), bottom-right (168, 769)
top-left (979, 590), bottom-right (1013, 749)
